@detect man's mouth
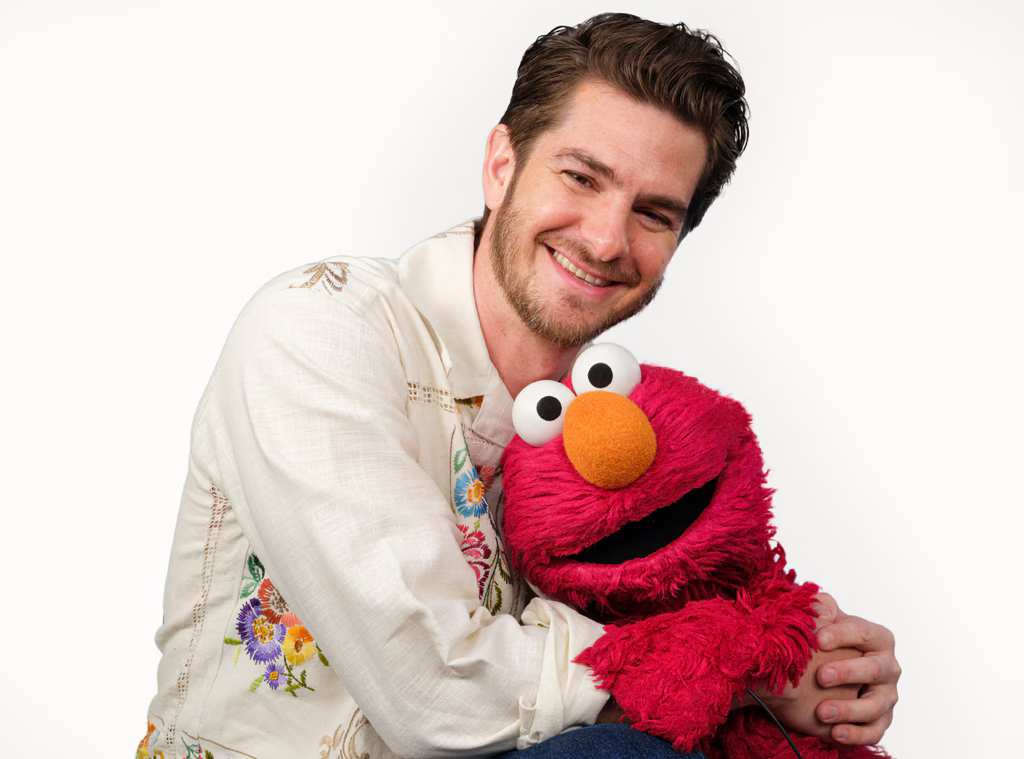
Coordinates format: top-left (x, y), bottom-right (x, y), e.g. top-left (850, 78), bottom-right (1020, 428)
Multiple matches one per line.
top-left (546, 244), bottom-right (612, 287)
top-left (568, 476), bottom-right (719, 564)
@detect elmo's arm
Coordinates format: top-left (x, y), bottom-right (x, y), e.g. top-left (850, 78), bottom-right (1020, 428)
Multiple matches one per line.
top-left (576, 572), bottom-right (820, 752)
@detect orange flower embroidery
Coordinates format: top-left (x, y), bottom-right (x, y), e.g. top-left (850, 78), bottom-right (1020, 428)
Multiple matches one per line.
top-left (283, 625), bottom-right (316, 666)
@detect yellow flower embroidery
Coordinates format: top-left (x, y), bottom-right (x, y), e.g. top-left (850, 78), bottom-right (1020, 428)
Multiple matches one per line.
top-left (283, 625), bottom-right (316, 666)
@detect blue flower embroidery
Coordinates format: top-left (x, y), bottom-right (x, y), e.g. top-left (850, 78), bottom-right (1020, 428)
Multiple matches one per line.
top-left (454, 467), bottom-right (488, 518)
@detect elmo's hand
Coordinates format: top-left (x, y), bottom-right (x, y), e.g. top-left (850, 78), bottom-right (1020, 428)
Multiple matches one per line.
top-left (577, 580), bottom-right (820, 752)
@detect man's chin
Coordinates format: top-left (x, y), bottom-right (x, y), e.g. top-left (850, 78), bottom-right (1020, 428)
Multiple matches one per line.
top-left (517, 305), bottom-right (625, 348)
top-left (530, 285), bottom-right (662, 347)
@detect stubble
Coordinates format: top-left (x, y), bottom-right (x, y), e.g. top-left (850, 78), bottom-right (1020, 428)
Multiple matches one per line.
top-left (489, 192), bottom-right (663, 348)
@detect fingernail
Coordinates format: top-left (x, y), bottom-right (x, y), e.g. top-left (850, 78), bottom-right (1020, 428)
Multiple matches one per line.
top-left (819, 630), bottom-right (833, 648)
top-left (820, 666), bottom-right (837, 686)
top-left (821, 706), bottom-right (838, 722)
top-left (812, 603), bottom-right (830, 617)
top-left (835, 727), bottom-right (849, 742)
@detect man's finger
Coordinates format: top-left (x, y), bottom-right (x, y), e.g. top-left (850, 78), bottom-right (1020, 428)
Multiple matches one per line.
top-left (812, 592), bottom-right (840, 623)
top-left (817, 615), bottom-right (895, 653)
top-left (817, 652), bottom-right (900, 688)
top-left (816, 684), bottom-right (898, 725)
top-left (831, 710), bottom-right (894, 746)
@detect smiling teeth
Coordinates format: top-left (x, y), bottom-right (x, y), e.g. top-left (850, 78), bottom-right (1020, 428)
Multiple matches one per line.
top-left (549, 248), bottom-right (610, 287)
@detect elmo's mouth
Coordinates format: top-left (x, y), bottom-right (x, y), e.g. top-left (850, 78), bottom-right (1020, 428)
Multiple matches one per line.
top-left (569, 476), bottom-right (719, 565)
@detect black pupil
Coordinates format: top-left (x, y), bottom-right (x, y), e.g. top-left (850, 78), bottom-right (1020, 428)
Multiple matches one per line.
top-left (536, 396), bottom-right (562, 422)
top-left (588, 362), bottom-right (613, 389)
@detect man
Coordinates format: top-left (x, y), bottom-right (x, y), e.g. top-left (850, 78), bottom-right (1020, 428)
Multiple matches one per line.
top-left (139, 14), bottom-right (898, 759)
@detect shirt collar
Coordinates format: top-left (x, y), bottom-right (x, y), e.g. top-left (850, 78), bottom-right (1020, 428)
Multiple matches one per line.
top-left (397, 218), bottom-right (499, 400)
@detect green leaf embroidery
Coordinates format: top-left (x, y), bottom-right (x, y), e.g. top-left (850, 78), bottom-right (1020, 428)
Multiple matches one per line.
top-left (206, 751), bottom-right (215, 759)
top-left (249, 553), bottom-right (265, 576)
top-left (223, 637), bottom-right (243, 646)
top-left (497, 552), bottom-right (512, 583)
top-left (317, 646), bottom-right (330, 667)
top-left (248, 554), bottom-right (265, 581)
top-left (241, 554), bottom-right (266, 598)
top-left (454, 448), bottom-right (468, 472)
top-left (486, 583), bottom-right (503, 615)
top-left (250, 675), bottom-right (264, 692)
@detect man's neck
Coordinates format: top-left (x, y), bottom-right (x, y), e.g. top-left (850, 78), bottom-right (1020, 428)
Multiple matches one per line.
top-left (473, 221), bottom-right (579, 400)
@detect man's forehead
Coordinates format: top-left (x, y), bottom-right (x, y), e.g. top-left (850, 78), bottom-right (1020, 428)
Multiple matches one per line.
top-left (533, 81), bottom-right (708, 204)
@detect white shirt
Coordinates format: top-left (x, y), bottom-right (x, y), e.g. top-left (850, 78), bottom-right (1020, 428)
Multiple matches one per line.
top-left (140, 220), bottom-right (608, 759)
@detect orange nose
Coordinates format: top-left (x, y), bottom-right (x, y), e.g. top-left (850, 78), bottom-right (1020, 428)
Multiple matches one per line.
top-left (562, 391), bottom-right (657, 489)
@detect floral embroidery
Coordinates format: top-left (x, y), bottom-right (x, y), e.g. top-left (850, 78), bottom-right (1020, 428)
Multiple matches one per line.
top-left (457, 525), bottom-right (493, 596)
top-left (257, 578), bottom-right (299, 626)
top-left (319, 709), bottom-right (371, 759)
top-left (264, 661), bottom-right (287, 690)
top-left (136, 719), bottom-right (164, 759)
top-left (180, 737), bottom-right (213, 759)
top-left (455, 395), bottom-right (484, 414)
top-left (482, 540), bottom-right (513, 614)
top-left (448, 428), bottom-right (522, 615)
top-left (454, 467), bottom-right (488, 518)
top-left (224, 552), bottom-right (330, 696)
top-left (290, 261), bottom-right (349, 294)
top-left (478, 465), bottom-right (496, 495)
top-left (283, 625), bottom-right (316, 666)
top-left (237, 598), bottom-right (286, 663)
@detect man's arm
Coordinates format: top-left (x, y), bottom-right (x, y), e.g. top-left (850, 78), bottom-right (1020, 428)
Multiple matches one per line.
top-left (200, 283), bottom-right (609, 755)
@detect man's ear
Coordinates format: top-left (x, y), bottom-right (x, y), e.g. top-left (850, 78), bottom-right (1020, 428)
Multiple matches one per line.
top-left (482, 124), bottom-right (516, 211)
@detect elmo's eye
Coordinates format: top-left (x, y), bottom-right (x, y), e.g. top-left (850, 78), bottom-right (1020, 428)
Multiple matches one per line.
top-left (571, 343), bottom-right (641, 397)
top-left (512, 380), bottom-right (577, 446)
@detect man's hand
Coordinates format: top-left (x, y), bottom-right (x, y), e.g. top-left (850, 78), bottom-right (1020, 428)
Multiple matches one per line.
top-left (813, 593), bottom-right (900, 745)
top-left (743, 593), bottom-right (899, 746)
top-left (742, 608), bottom-right (861, 742)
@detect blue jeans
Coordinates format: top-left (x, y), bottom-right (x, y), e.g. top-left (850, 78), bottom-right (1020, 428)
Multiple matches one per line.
top-left (492, 724), bottom-right (705, 758)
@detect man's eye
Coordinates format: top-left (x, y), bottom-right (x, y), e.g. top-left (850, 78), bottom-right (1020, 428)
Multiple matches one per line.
top-left (565, 171), bottom-right (592, 188)
top-left (640, 209), bottom-right (671, 227)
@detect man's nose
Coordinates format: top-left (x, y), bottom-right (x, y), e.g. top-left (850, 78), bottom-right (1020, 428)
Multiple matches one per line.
top-left (580, 199), bottom-right (630, 262)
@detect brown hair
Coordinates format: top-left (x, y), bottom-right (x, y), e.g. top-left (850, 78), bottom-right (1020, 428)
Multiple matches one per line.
top-left (491, 12), bottom-right (749, 236)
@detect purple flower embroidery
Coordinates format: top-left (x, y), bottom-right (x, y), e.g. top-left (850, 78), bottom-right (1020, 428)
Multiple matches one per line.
top-left (264, 661), bottom-right (287, 690)
top-left (237, 598), bottom-right (285, 663)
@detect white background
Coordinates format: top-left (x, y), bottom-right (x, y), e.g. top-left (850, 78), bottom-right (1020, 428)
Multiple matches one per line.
top-left (2, 1), bottom-right (1020, 756)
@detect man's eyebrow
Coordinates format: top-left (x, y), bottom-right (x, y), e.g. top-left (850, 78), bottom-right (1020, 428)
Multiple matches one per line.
top-left (554, 147), bottom-right (690, 219)
top-left (553, 148), bottom-right (616, 180)
top-left (639, 192), bottom-right (690, 219)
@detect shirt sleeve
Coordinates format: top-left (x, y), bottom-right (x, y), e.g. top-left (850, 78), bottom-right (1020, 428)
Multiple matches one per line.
top-left (191, 285), bottom-right (609, 757)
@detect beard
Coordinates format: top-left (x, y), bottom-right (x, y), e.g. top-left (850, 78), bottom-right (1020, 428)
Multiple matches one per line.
top-left (489, 185), bottom-right (663, 348)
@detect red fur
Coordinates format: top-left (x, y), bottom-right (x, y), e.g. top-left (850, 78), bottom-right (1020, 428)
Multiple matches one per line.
top-left (501, 364), bottom-right (892, 758)
top-left (718, 711), bottom-right (891, 759)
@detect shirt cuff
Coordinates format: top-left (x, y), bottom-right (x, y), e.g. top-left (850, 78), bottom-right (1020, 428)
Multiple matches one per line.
top-left (515, 597), bottom-right (611, 749)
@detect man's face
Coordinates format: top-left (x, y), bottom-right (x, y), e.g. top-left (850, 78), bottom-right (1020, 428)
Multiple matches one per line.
top-left (488, 80), bottom-right (708, 347)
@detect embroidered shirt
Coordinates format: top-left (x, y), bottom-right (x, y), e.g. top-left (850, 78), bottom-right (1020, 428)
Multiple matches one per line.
top-left (140, 220), bottom-right (609, 759)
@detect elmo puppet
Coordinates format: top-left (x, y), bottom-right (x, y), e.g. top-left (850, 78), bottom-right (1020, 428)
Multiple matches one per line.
top-left (501, 344), bottom-right (889, 759)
